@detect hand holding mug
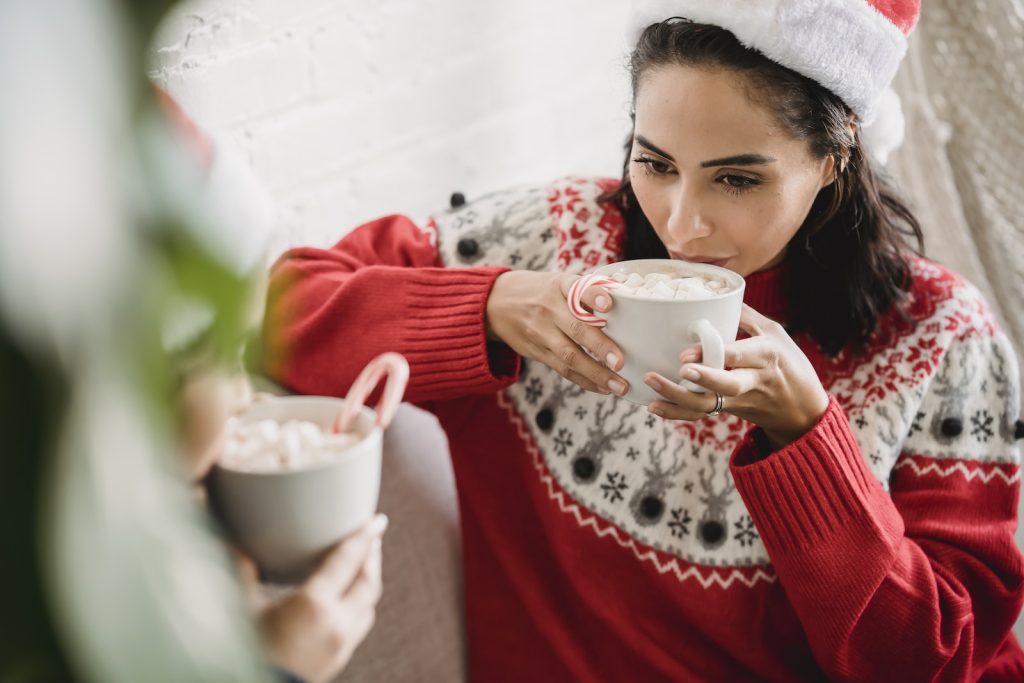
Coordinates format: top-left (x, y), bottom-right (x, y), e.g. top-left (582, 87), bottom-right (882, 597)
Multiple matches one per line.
top-left (569, 260), bottom-right (745, 405)
top-left (235, 514), bottom-right (389, 683)
top-left (485, 270), bottom-right (630, 396)
top-left (645, 304), bottom-right (830, 448)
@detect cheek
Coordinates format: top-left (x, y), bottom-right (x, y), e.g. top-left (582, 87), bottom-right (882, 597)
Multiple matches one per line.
top-left (768, 175), bottom-right (823, 238)
top-left (629, 170), bottom-right (667, 227)
top-left (732, 181), bottom-right (820, 268)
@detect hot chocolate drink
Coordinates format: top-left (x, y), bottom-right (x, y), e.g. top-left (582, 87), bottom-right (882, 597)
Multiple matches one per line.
top-left (607, 268), bottom-right (735, 300)
top-left (578, 259), bottom-right (746, 404)
top-left (219, 417), bottom-right (360, 473)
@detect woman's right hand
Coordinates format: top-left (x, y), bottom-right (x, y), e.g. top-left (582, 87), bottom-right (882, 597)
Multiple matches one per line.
top-left (485, 270), bottom-right (629, 396)
top-left (236, 515), bottom-right (388, 683)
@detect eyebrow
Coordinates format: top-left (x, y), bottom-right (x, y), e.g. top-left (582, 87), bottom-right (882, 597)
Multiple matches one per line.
top-left (700, 153), bottom-right (777, 168)
top-left (634, 135), bottom-right (777, 168)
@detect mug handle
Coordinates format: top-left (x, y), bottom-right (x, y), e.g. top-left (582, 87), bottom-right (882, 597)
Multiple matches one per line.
top-left (332, 352), bottom-right (411, 434)
top-left (681, 319), bottom-right (723, 394)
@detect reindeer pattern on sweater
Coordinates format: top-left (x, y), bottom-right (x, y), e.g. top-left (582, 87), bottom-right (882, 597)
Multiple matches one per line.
top-left (425, 176), bottom-right (1022, 583)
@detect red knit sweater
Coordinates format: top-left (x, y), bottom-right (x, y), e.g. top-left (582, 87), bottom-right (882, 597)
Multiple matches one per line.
top-left (263, 177), bottom-right (1024, 682)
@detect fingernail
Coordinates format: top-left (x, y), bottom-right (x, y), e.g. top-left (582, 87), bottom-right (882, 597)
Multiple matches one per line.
top-left (607, 379), bottom-right (627, 396)
top-left (681, 367), bottom-right (700, 381)
top-left (371, 514), bottom-right (389, 535)
top-left (645, 376), bottom-right (662, 391)
top-left (595, 295), bottom-right (610, 311)
top-left (605, 353), bottom-right (620, 371)
top-left (648, 407), bottom-right (664, 418)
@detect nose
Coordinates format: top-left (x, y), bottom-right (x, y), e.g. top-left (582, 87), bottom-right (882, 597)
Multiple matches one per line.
top-left (665, 183), bottom-right (712, 244)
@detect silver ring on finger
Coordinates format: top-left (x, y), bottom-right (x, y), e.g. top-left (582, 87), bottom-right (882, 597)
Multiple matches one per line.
top-left (705, 392), bottom-right (724, 418)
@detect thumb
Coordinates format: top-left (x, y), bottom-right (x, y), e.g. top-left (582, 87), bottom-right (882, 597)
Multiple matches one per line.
top-left (230, 546), bottom-right (266, 611)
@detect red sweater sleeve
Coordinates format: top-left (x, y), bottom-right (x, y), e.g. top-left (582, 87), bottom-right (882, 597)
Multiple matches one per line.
top-left (261, 214), bottom-right (519, 404)
top-left (729, 395), bottom-right (1024, 681)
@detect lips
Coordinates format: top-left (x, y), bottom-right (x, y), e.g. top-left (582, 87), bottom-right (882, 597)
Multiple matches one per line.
top-left (670, 253), bottom-right (729, 267)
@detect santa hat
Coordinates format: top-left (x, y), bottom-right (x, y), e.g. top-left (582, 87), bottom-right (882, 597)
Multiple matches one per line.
top-left (626, 0), bottom-right (920, 125)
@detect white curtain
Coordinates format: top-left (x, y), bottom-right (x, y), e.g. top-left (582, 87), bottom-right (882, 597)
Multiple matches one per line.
top-left (887, 0), bottom-right (1024, 638)
top-left (888, 0), bottom-right (1023, 384)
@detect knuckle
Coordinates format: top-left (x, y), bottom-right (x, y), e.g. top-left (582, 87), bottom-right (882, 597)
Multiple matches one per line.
top-left (326, 625), bottom-right (347, 651)
top-left (525, 301), bottom-right (546, 321)
top-left (297, 590), bottom-right (329, 622)
top-left (558, 345), bottom-right (578, 368)
top-left (296, 588), bottom-right (320, 614)
top-left (722, 384), bottom-right (742, 398)
top-left (568, 319), bottom-right (587, 339)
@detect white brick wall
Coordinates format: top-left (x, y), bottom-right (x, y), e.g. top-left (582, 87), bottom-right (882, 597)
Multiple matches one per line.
top-left (149, 0), bottom-right (632, 257)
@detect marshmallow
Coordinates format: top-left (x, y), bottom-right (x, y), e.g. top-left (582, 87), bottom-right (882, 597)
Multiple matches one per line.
top-left (651, 281), bottom-right (676, 299)
top-left (606, 268), bottom-right (733, 301)
top-left (220, 418), bottom-right (360, 472)
top-left (624, 273), bottom-right (645, 288)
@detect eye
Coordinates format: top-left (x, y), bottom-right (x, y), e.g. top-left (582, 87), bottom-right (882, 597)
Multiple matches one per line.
top-left (717, 174), bottom-right (760, 194)
top-left (631, 156), bottom-right (675, 176)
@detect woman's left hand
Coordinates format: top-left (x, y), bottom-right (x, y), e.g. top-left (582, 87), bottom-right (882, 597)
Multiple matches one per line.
top-left (643, 304), bottom-right (829, 449)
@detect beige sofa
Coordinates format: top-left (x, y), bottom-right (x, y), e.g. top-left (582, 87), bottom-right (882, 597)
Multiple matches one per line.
top-left (336, 404), bottom-right (467, 683)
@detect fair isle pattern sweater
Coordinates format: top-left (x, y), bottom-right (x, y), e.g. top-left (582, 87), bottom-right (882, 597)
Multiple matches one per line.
top-left (265, 177), bottom-right (1024, 682)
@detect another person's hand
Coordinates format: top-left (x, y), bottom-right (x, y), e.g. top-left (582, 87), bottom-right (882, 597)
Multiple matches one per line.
top-left (485, 270), bottom-right (629, 396)
top-left (643, 304), bottom-right (829, 449)
top-left (235, 515), bottom-right (389, 683)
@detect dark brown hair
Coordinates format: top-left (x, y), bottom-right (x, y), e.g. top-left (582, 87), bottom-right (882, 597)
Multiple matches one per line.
top-left (602, 19), bottom-right (924, 356)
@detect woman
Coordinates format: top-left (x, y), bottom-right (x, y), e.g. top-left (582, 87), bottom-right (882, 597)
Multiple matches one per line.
top-left (178, 371), bottom-right (387, 683)
top-left (263, 2), bottom-right (1024, 681)
top-left (158, 89), bottom-right (388, 683)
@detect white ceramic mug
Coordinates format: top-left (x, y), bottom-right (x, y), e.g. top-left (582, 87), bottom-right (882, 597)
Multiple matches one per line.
top-left (583, 259), bottom-right (745, 405)
top-left (208, 396), bottom-right (383, 583)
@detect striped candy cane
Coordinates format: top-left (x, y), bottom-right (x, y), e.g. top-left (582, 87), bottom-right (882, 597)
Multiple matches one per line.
top-left (566, 273), bottom-right (620, 329)
top-left (332, 352), bottom-right (410, 434)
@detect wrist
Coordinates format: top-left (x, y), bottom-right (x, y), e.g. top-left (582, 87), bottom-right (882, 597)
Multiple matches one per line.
top-left (485, 270), bottom-right (515, 341)
top-left (763, 390), bottom-right (830, 449)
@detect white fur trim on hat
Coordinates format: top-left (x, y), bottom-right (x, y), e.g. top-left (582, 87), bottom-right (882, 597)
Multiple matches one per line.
top-left (626, 0), bottom-right (911, 124)
top-left (860, 87), bottom-right (905, 165)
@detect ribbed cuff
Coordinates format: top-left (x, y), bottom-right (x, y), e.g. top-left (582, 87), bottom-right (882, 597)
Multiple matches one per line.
top-left (397, 266), bottom-right (519, 394)
top-left (729, 396), bottom-right (903, 555)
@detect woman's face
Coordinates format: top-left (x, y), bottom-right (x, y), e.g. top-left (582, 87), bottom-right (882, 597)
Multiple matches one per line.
top-left (629, 64), bottom-right (836, 276)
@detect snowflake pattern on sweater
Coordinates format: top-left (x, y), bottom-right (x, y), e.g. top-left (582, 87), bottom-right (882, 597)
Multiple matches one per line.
top-left (429, 176), bottom-right (1022, 583)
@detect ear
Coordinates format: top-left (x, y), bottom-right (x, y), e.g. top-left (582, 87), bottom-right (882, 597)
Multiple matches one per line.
top-left (847, 117), bottom-right (859, 139)
top-left (819, 118), bottom-right (859, 190)
top-left (818, 154), bottom-right (837, 190)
